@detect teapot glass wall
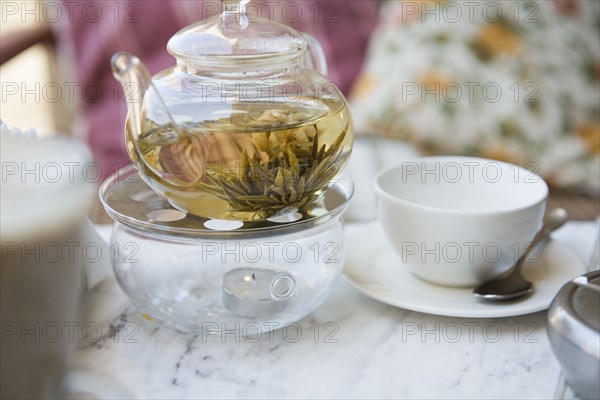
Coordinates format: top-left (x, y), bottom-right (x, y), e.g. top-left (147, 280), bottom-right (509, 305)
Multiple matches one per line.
top-left (111, 0), bottom-right (353, 221)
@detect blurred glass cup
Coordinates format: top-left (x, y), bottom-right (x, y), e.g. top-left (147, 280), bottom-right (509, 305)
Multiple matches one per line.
top-left (0, 129), bottom-right (95, 399)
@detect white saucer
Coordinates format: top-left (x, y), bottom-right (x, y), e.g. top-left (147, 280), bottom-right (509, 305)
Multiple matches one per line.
top-left (343, 222), bottom-right (586, 318)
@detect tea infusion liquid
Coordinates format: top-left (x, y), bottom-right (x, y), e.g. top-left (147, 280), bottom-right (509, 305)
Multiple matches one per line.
top-left (127, 99), bottom-right (353, 221)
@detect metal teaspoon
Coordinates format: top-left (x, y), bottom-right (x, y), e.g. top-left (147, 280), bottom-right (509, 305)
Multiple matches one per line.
top-left (473, 208), bottom-right (569, 301)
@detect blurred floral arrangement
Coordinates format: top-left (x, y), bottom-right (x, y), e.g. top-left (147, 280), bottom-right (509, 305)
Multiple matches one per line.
top-left (350, 0), bottom-right (599, 193)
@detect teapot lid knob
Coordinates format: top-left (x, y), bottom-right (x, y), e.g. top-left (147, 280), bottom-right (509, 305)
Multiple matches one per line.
top-left (222, 0), bottom-right (250, 13)
top-left (167, 0), bottom-right (306, 63)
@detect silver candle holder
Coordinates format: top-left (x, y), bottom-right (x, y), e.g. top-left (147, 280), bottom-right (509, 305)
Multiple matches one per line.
top-left (222, 268), bottom-right (296, 317)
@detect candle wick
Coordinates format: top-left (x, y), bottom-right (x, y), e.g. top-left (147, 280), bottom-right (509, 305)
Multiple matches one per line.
top-left (251, 273), bottom-right (256, 280)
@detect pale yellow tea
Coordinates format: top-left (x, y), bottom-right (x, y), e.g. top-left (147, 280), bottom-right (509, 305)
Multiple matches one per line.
top-left (127, 99), bottom-right (353, 221)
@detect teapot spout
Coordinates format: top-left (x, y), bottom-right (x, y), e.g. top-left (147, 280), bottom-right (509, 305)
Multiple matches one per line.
top-left (111, 52), bottom-right (149, 141)
top-left (111, 52), bottom-right (182, 141)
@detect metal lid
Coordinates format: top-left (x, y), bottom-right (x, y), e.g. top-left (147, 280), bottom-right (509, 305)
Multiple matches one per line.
top-left (99, 165), bottom-right (353, 240)
top-left (548, 270), bottom-right (600, 356)
top-left (571, 272), bottom-right (600, 331)
top-left (167, 0), bottom-right (306, 66)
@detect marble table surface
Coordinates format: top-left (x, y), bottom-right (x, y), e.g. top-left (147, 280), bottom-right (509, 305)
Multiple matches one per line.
top-left (74, 221), bottom-right (598, 399)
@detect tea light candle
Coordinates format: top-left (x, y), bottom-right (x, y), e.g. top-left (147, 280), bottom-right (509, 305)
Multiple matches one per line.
top-left (222, 268), bottom-right (296, 317)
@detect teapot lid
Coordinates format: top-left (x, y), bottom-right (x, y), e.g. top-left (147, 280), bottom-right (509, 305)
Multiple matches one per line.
top-left (167, 0), bottom-right (306, 66)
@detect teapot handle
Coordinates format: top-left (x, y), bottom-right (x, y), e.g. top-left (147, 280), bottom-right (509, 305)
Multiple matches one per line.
top-left (302, 33), bottom-right (328, 77)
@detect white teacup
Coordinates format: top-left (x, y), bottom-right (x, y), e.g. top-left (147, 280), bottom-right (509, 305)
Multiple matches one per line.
top-left (374, 156), bottom-right (548, 287)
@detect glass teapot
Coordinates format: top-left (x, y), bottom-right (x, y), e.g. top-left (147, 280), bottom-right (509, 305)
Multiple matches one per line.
top-left (111, 0), bottom-right (353, 222)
